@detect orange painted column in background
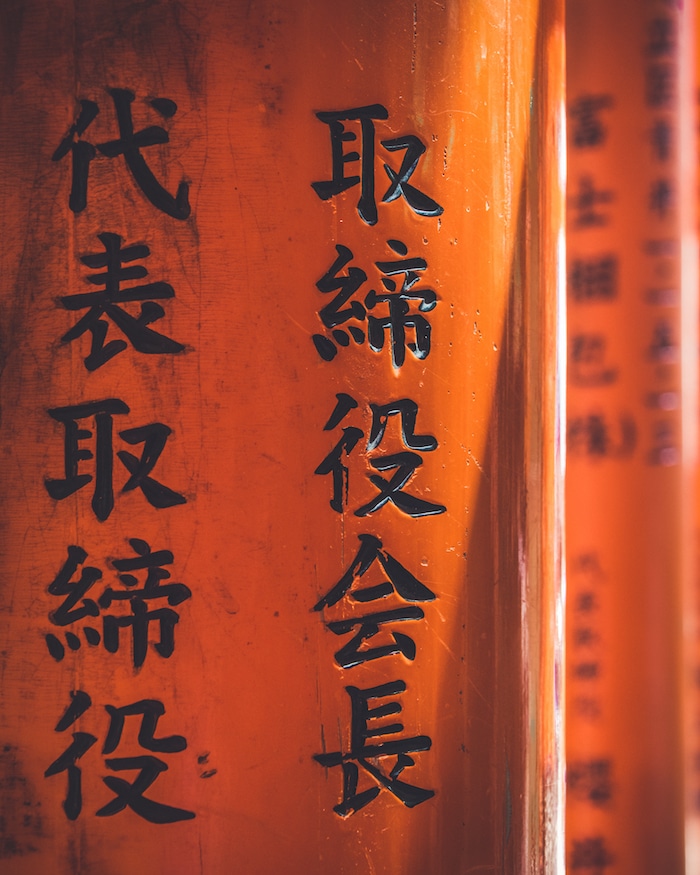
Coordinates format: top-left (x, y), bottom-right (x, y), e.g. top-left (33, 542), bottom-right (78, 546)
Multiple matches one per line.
top-left (0, 2), bottom-right (563, 873)
top-left (565, 2), bottom-right (696, 873)
top-left (686, 13), bottom-right (700, 873)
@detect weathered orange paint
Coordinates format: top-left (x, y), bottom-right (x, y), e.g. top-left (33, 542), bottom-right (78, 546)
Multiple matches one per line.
top-left (565, 2), bottom-right (695, 873)
top-left (0, 1), bottom-right (563, 872)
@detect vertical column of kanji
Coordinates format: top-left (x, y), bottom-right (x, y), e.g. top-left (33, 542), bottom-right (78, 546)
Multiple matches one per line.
top-left (307, 88), bottom-right (450, 874)
top-left (0, 1), bottom-right (208, 872)
top-left (565, 2), bottom-right (696, 873)
top-left (300, 0), bottom-right (563, 872)
top-left (686, 12), bottom-right (700, 871)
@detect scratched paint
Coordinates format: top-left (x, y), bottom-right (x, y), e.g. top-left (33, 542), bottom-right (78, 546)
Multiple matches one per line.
top-left (0, 1), bottom-right (563, 872)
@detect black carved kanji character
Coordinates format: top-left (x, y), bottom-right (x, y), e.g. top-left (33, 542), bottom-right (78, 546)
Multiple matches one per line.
top-left (575, 591), bottom-right (597, 614)
top-left (311, 106), bottom-right (442, 225)
top-left (568, 95), bottom-right (613, 149)
top-left (568, 334), bottom-right (617, 387)
top-left (44, 691), bottom-right (97, 821)
top-left (651, 118), bottom-right (673, 162)
top-left (61, 232), bottom-right (184, 370)
top-left (572, 626), bottom-right (599, 647)
top-left (45, 400), bottom-right (186, 522)
top-left (649, 178), bottom-right (674, 218)
top-left (316, 394), bottom-right (443, 517)
top-left (45, 540), bottom-right (191, 668)
top-left (567, 759), bottom-right (613, 807)
top-left (569, 836), bottom-right (615, 872)
top-left (646, 63), bottom-right (675, 108)
top-left (647, 319), bottom-right (678, 363)
top-left (100, 539), bottom-right (192, 669)
top-left (312, 240), bottom-right (437, 365)
top-left (568, 256), bottom-right (618, 302)
top-left (649, 419), bottom-right (678, 466)
top-left (647, 17), bottom-right (676, 57)
top-left (567, 413), bottom-right (636, 459)
top-left (572, 662), bottom-right (599, 680)
top-left (366, 239), bottom-right (436, 368)
top-left (311, 245), bottom-right (368, 361)
top-left (46, 693), bottom-right (194, 823)
top-left (569, 175), bottom-right (614, 228)
top-left (53, 89), bottom-right (190, 218)
top-left (314, 681), bottom-right (434, 816)
top-left (313, 481), bottom-right (434, 673)
top-left (314, 533), bottom-right (436, 611)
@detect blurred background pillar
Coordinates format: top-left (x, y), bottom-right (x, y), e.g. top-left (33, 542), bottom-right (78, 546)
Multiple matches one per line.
top-left (565, 2), bottom-right (697, 873)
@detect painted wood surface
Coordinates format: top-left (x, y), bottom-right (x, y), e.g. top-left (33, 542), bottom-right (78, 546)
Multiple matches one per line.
top-left (0, 2), bottom-right (563, 872)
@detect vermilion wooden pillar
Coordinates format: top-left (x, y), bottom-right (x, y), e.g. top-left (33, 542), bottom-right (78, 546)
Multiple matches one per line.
top-left (565, 2), bottom-right (696, 873)
top-left (0, 2), bottom-right (563, 872)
